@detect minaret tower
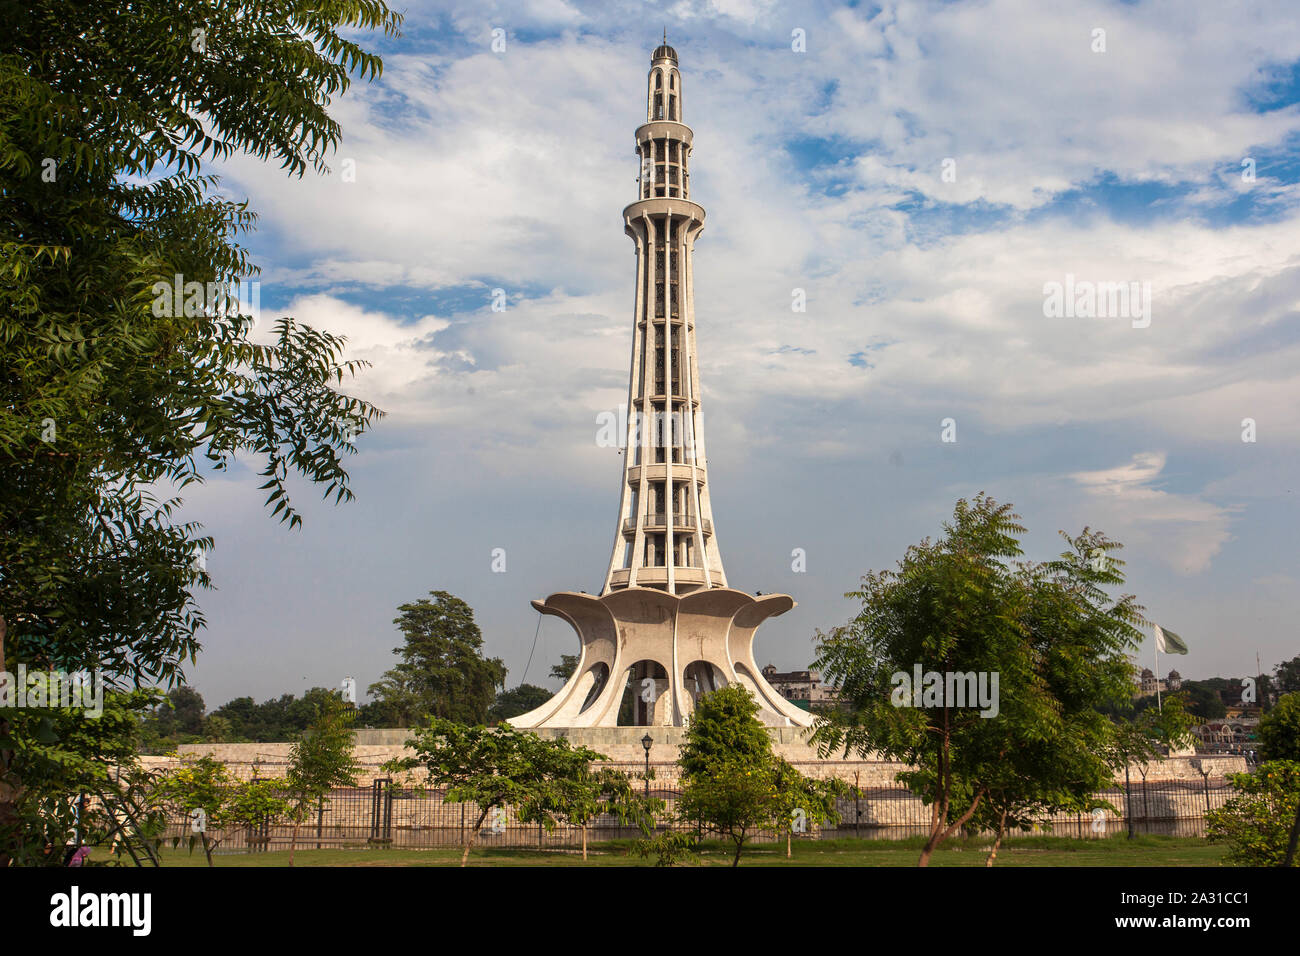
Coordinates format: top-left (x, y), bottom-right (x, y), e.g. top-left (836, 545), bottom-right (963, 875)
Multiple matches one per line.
top-left (601, 38), bottom-right (725, 596)
top-left (510, 43), bottom-right (813, 731)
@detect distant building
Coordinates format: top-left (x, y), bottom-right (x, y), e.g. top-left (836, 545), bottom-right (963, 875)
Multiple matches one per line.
top-left (1134, 667), bottom-right (1183, 698)
top-left (1195, 715), bottom-right (1259, 753)
top-left (761, 665), bottom-right (838, 710)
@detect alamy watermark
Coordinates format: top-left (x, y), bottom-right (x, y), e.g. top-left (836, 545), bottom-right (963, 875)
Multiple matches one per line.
top-left (890, 665), bottom-right (1000, 718)
top-left (0, 666), bottom-right (105, 717)
top-left (1042, 274), bottom-right (1151, 329)
top-left (150, 274), bottom-right (259, 320)
top-left (595, 404), bottom-right (699, 458)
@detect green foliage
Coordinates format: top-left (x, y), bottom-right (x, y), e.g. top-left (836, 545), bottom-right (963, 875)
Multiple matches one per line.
top-left (677, 761), bottom-right (777, 867)
top-left (387, 718), bottom-right (608, 865)
top-left (1, 686), bottom-right (168, 865)
top-left (203, 687), bottom-right (344, 744)
top-left (367, 592), bottom-right (507, 726)
top-left (282, 694), bottom-right (361, 866)
top-left (286, 696), bottom-right (361, 813)
top-left (1206, 760), bottom-right (1300, 866)
top-left (1, 0), bottom-right (400, 690)
top-left (674, 685), bottom-right (841, 865)
top-left (679, 684), bottom-right (771, 778)
top-left (634, 829), bottom-right (698, 867)
top-left (769, 757), bottom-right (846, 846)
top-left (488, 684), bottom-right (553, 725)
top-left (549, 654), bottom-right (579, 684)
top-left (1276, 657), bottom-right (1300, 694)
top-left (1176, 680), bottom-right (1228, 720)
top-left (1, 1), bottom-right (399, 863)
top-left (813, 496), bottom-right (1149, 865)
top-left (150, 754), bottom-right (291, 865)
top-left (1258, 693), bottom-right (1300, 762)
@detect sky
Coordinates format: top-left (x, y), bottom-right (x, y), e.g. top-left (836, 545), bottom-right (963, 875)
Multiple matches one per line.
top-left (179, 0), bottom-right (1300, 709)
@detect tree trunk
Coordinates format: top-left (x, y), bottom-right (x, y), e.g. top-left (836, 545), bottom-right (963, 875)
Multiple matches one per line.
top-left (919, 790), bottom-right (984, 867)
top-left (289, 819), bottom-right (300, 867)
top-left (1285, 799), bottom-right (1300, 868)
top-left (582, 824), bottom-right (588, 861)
top-left (985, 808), bottom-right (1007, 867)
top-left (787, 827), bottom-right (792, 859)
top-left (201, 831), bottom-right (214, 867)
top-left (462, 807), bottom-right (489, 867)
top-left (0, 615), bottom-right (17, 869)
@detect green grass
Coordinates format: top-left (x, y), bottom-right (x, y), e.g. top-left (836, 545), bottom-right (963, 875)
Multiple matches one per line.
top-left (95, 834), bottom-right (1227, 867)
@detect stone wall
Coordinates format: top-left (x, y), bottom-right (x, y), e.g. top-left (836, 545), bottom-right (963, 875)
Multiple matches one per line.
top-left (148, 727), bottom-right (1246, 786)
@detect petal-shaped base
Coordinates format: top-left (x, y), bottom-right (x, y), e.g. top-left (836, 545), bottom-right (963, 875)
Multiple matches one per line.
top-left (508, 587), bottom-right (815, 728)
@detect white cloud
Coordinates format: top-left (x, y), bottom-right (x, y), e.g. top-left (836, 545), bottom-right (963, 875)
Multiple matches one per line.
top-left (1067, 452), bottom-right (1236, 573)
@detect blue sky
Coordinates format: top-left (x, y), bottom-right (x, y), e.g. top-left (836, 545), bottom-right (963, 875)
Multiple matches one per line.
top-left (181, 0), bottom-right (1300, 709)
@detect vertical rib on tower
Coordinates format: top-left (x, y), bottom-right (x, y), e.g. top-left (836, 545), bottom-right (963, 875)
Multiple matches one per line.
top-left (602, 42), bottom-right (725, 596)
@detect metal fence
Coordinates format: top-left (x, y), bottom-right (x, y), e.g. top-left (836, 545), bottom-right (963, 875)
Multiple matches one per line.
top-left (163, 762), bottom-right (1239, 854)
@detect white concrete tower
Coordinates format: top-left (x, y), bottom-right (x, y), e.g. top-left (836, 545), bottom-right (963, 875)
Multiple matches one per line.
top-left (510, 43), bottom-right (813, 730)
top-left (601, 39), bottom-right (724, 597)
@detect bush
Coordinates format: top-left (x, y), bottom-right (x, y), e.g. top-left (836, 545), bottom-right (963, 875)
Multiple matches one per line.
top-left (1206, 760), bottom-right (1300, 866)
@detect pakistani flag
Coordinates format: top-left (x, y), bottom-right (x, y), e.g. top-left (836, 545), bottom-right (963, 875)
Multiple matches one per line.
top-left (1154, 624), bottom-right (1189, 655)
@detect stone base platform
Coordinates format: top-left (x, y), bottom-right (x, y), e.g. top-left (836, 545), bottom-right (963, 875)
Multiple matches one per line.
top-left (147, 728), bottom-right (1247, 788)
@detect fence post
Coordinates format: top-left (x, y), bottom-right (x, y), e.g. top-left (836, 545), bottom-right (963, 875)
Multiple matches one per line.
top-left (1139, 769), bottom-right (1148, 835)
top-left (1124, 764), bottom-right (1134, 840)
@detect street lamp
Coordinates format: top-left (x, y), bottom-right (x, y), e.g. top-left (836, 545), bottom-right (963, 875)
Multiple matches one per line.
top-left (641, 733), bottom-right (653, 796)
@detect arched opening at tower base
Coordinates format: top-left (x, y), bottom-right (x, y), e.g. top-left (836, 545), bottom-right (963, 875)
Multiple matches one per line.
top-left (616, 660), bottom-right (670, 726)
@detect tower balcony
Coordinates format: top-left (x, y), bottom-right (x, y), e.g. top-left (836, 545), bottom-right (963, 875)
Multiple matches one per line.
top-left (635, 121), bottom-right (694, 149)
top-left (623, 197), bottom-right (705, 228)
top-left (625, 566), bottom-right (708, 588)
top-left (633, 394), bottom-right (699, 408)
top-left (627, 463), bottom-right (703, 484)
top-left (628, 513), bottom-right (712, 535)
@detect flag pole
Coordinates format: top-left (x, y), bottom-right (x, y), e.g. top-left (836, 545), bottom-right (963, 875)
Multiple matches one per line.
top-left (1154, 626), bottom-right (1162, 713)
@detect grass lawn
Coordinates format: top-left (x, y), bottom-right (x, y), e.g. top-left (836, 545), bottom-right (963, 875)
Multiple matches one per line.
top-left (102, 834), bottom-right (1227, 867)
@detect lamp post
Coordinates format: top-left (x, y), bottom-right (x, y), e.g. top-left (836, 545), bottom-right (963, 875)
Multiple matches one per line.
top-left (641, 733), bottom-right (653, 797)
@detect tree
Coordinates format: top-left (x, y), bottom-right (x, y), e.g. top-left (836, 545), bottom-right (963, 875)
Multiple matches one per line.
top-left (678, 684), bottom-right (771, 778)
top-left (387, 719), bottom-right (605, 867)
top-left (368, 591), bottom-right (507, 726)
top-left (1105, 696), bottom-right (1197, 840)
top-left (1259, 693), bottom-right (1300, 763)
top-left (284, 695), bottom-right (361, 866)
top-left (814, 496), bottom-right (1150, 866)
top-left (148, 686), bottom-right (207, 740)
top-left (678, 761), bottom-right (777, 867)
top-left (488, 684), bottom-right (553, 725)
top-left (1177, 680), bottom-right (1228, 720)
top-left (0, 673), bottom-right (168, 866)
top-left (0, 0), bottom-right (401, 865)
top-left (526, 765), bottom-right (658, 862)
top-left (550, 654), bottom-right (580, 684)
top-left (814, 495), bottom-right (1029, 866)
top-left (1275, 657), bottom-right (1300, 695)
top-left (769, 757), bottom-right (844, 859)
top-left (150, 754), bottom-right (291, 866)
top-left (1207, 761), bottom-right (1300, 867)
top-left (677, 685), bottom-right (784, 867)
top-left (1256, 692), bottom-right (1300, 864)
top-left (971, 530), bottom-right (1149, 865)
